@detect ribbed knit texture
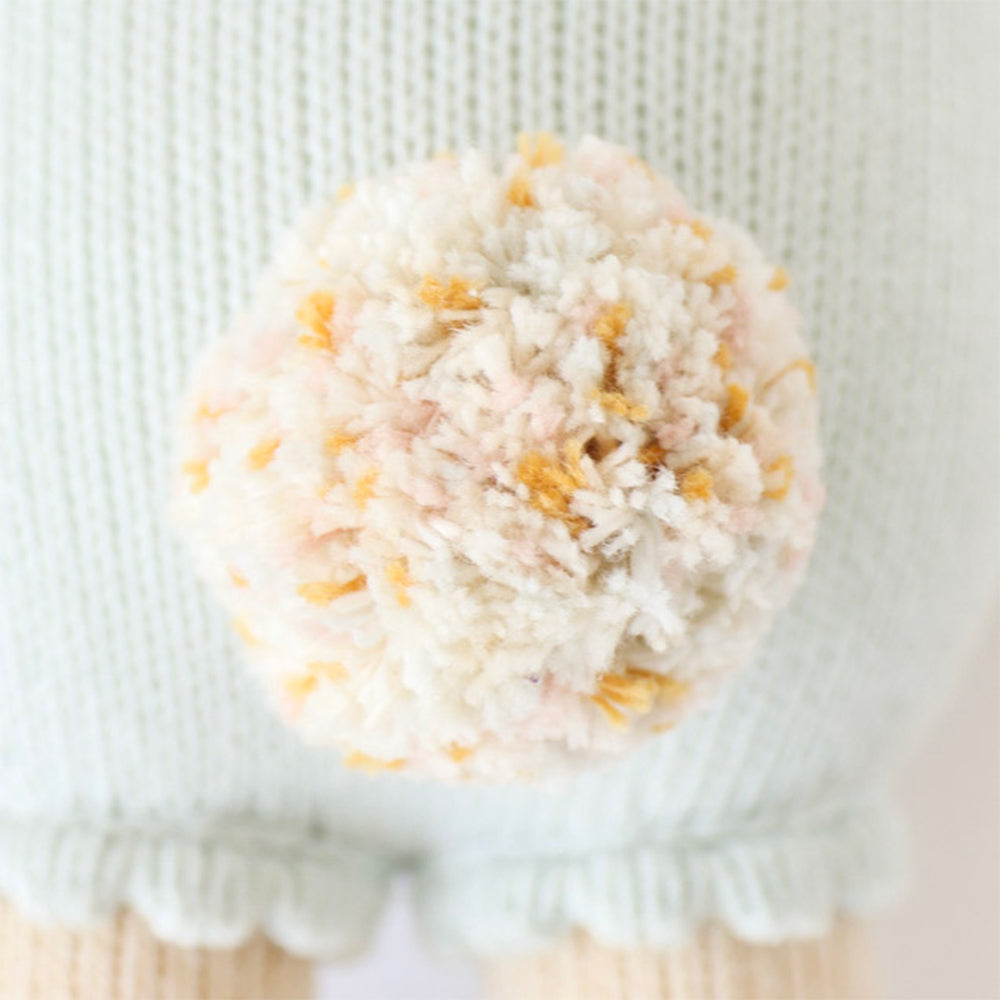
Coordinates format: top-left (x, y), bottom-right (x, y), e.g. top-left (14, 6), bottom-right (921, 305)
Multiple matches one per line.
top-left (0, 900), bottom-right (313, 1000)
top-left (0, 0), bottom-right (997, 959)
top-left (487, 921), bottom-right (875, 1000)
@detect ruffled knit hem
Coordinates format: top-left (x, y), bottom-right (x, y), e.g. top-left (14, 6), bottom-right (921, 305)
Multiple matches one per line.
top-left (0, 820), bottom-right (392, 959)
top-left (413, 803), bottom-right (905, 957)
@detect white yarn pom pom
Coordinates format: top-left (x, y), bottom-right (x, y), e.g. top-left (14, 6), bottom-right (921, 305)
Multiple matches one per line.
top-left (173, 135), bottom-right (822, 782)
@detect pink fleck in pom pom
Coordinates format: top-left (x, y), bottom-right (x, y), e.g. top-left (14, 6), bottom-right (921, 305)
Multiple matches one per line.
top-left (172, 135), bottom-right (822, 782)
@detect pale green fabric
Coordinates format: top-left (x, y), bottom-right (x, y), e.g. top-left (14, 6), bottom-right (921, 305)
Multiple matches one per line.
top-left (0, 0), bottom-right (996, 958)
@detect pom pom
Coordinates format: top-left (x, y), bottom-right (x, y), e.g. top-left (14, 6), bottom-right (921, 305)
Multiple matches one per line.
top-left (173, 135), bottom-right (822, 782)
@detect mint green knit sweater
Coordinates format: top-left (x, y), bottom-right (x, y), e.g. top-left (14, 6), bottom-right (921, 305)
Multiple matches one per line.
top-left (0, 0), bottom-right (996, 959)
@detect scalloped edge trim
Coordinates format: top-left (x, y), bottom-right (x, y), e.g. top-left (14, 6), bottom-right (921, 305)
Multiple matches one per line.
top-left (413, 803), bottom-right (906, 956)
top-left (0, 820), bottom-right (393, 959)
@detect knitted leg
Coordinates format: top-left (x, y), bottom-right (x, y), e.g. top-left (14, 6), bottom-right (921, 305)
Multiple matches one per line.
top-left (0, 899), bottom-right (314, 1000)
top-left (486, 920), bottom-right (876, 1000)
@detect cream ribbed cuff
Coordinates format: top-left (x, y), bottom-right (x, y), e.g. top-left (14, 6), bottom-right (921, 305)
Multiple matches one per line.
top-left (486, 920), bottom-right (876, 1000)
top-left (0, 900), bottom-right (314, 1000)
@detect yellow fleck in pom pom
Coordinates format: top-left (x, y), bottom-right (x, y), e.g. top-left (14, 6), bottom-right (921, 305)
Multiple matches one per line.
top-left (705, 265), bottom-right (739, 288)
top-left (296, 577), bottom-right (366, 606)
top-left (247, 437), bottom-right (280, 470)
top-left (418, 275), bottom-right (482, 311)
top-left (324, 430), bottom-right (358, 456)
top-left (182, 459), bottom-right (210, 494)
top-left (352, 468), bottom-right (378, 508)
top-left (173, 136), bottom-right (822, 782)
top-left (507, 172), bottom-right (535, 207)
top-left (680, 467), bottom-right (714, 502)
top-left (720, 384), bottom-right (751, 433)
top-left (768, 266), bottom-right (791, 291)
top-left (344, 751), bottom-right (406, 773)
top-left (517, 131), bottom-right (565, 168)
top-left (295, 291), bottom-right (336, 350)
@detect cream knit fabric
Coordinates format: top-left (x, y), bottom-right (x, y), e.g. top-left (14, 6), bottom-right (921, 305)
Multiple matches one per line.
top-left (0, 0), bottom-right (997, 961)
top-left (0, 900), bottom-right (313, 1000)
top-left (486, 921), bottom-right (876, 1000)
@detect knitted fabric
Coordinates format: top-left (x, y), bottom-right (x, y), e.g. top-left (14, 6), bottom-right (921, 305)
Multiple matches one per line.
top-left (172, 136), bottom-right (822, 781)
top-left (486, 921), bottom-right (875, 1000)
top-left (0, 900), bottom-right (313, 1000)
top-left (0, 0), bottom-right (997, 960)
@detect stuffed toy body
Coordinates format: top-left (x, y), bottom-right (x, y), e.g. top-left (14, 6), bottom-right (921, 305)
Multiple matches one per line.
top-left (0, 2), bottom-right (995, 997)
